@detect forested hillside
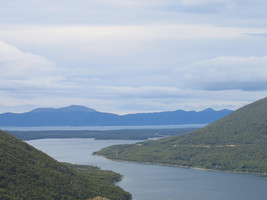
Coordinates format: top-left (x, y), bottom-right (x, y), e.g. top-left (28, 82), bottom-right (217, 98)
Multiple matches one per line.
top-left (0, 130), bottom-right (131, 200)
top-left (96, 97), bottom-right (267, 174)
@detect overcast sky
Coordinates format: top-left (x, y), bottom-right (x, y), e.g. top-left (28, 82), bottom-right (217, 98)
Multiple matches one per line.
top-left (0, 0), bottom-right (267, 114)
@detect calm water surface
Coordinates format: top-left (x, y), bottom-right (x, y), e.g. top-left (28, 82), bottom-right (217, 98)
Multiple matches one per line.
top-left (2, 124), bottom-right (205, 131)
top-left (27, 138), bottom-right (267, 200)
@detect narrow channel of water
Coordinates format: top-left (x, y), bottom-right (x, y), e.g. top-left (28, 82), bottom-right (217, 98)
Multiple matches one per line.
top-left (1, 124), bottom-right (206, 131)
top-left (27, 138), bottom-right (267, 200)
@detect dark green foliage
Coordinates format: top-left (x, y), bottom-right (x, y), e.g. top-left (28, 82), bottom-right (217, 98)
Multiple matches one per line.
top-left (0, 130), bottom-right (131, 200)
top-left (7, 128), bottom-right (197, 141)
top-left (96, 97), bottom-right (267, 174)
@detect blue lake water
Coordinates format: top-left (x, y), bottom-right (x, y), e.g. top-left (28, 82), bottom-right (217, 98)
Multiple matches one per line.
top-left (1, 124), bottom-right (205, 131)
top-left (27, 138), bottom-right (267, 200)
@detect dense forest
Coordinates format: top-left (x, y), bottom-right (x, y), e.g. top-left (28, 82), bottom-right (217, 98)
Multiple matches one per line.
top-left (0, 130), bottom-right (131, 200)
top-left (7, 128), bottom-right (197, 140)
top-left (96, 97), bottom-right (267, 174)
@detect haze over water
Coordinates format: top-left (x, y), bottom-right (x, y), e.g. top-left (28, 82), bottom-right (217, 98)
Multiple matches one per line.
top-left (27, 138), bottom-right (267, 200)
top-left (1, 124), bottom-right (206, 131)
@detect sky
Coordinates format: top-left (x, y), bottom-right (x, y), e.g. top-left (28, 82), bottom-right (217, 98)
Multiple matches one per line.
top-left (0, 0), bottom-right (267, 114)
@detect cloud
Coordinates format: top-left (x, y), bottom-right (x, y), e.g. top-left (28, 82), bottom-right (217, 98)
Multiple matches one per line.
top-left (93, 86), bottom-right (183, 99)
top-left (0, 41), bottom-right (65, 91)
top-left (0, 24), bottom-right (253, 44)
top-left (0, 24), bottom-right (260, 67)
top-left (180, 0), bottom-right (230, 5)
top-left (0, 1), bottom-right (267, 114)
top-left (175, 56), bottom-right (267, 91)
top-left (1, 0), bottom-right (267, 27)
top-left (1, 83), bottom-right (266, 114)
top-left (0, 41), bottom-right (266, 114)
top-left (242, 33), bottom-right (267, 38)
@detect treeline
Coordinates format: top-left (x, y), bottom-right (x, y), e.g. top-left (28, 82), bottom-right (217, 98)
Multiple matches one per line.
top-left (96, 142), bottom-right (267, 174)
top-left (7, 128), bottom-right (197, 140)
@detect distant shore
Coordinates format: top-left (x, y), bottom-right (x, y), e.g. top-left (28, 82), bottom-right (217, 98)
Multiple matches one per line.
top-left (97, 154), bottom-right (267, 176)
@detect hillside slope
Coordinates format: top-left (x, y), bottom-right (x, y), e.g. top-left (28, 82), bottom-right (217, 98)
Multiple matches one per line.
top-left (0, 130), bottom-right (131, 200)
top-left (96, 97), bottom-right (267, 174)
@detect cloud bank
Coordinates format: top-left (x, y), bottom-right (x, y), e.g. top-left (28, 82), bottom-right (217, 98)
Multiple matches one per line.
top-left (0, 0), bottom-right (267, 113)
top-left (0, 41), bottom-right (63, 90)
top-left (175, 56), bottom-right (267, 91)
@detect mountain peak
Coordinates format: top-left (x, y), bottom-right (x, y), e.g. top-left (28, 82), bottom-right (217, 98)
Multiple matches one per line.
top-left (201, 108), bottom-right (215, 112)
top-left (30, 105), bottom-right (96, 113)
top-left (58, 105), bottom-right (96, 112)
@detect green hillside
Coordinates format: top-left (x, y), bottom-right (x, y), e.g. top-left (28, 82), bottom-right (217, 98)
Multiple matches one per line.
top-left (0, 130), bottom-right (131, 200)
top-left (96, 97), bottom-right (267, 174)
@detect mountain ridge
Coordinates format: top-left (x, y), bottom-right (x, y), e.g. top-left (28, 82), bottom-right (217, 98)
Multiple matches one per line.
top-left (30, 105), bottom-right (97, 113)
top-left (0, 106), bottom-right (233, 127)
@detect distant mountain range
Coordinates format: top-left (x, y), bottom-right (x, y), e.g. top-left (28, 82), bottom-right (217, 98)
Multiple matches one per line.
top-left (0, 105), bottom-right (233, 127)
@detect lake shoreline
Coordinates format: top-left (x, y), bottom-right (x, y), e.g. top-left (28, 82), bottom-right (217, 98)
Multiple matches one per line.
top-left (27, 138), bottom-right (267, 200)
top-left (97, 154), bottom-right (267, 176)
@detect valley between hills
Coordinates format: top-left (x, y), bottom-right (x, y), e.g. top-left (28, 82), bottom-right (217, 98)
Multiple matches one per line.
top-left (1, 97), bottom-right (267, 200)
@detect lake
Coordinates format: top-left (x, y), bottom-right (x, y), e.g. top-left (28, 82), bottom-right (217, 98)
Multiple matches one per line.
top-left (27, 138), bottom-right (267, 200)
top-left (1, 124), bottom-right (205, 131)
